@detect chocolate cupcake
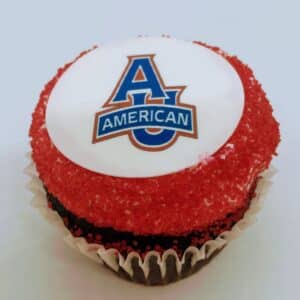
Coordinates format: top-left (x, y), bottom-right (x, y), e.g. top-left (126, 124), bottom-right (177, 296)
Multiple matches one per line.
top-left (29, 37), bottom-right (280, 284)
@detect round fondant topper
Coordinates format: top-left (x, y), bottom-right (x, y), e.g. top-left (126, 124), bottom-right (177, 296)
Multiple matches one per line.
top-left (46, 37), bottom-right (244, 178)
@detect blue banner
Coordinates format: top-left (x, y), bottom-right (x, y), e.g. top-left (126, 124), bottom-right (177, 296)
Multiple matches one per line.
top-left (96, 104), bottom-right (194, 138)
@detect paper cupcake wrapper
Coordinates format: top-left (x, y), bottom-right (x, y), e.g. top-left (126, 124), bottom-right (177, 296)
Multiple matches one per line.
top-left (25, 153), bottom-right (276, 285)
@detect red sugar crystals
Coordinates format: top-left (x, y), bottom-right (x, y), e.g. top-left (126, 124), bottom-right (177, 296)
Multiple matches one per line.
top-left (29, 42), bottom-right (280, 236)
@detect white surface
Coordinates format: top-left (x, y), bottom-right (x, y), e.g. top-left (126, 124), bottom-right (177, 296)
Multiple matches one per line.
top-left (0, 0), bottom-right (299, 299)
top-left (46, 37), bottom-right (244, 177)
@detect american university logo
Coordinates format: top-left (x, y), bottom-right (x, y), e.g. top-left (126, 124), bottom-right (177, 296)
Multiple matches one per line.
top-left (92, 54), bottom-right (198, 151)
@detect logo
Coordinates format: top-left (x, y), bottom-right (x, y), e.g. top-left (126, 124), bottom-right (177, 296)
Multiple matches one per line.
top-left (92, 54), bottom-right (198, 151)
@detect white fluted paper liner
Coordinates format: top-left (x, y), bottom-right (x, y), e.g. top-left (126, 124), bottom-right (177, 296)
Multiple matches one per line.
top-left (25, 153), bottom-right (276, 281)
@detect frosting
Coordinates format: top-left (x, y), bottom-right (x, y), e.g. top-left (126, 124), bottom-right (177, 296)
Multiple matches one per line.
top-left (46, 37), bottom-right (244, 178)
top-left (30, 41), bottom-right (280, 235)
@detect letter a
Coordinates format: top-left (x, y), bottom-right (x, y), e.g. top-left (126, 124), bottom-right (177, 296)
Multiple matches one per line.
top-left (111, 55), bottom-right (166, 102)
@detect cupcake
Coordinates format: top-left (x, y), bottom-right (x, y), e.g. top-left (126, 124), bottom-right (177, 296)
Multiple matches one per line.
top-left (29, 37), bottom-right (280, 285)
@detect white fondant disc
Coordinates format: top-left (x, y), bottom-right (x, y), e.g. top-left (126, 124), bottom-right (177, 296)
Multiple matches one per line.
top-left (46, 37), bottom-right (244, 178)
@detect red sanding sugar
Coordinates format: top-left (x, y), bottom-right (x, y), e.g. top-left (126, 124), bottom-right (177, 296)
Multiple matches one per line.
top-left (29, 42), bottom-right (280, 236)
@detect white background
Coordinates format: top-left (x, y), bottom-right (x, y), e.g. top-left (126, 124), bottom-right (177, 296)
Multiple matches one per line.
top-left (0, 1), bottom-right (299, 299)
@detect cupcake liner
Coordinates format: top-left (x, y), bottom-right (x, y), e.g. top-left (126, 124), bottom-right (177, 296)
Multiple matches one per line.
top-left (25, 153), bottom-right (276, 285)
